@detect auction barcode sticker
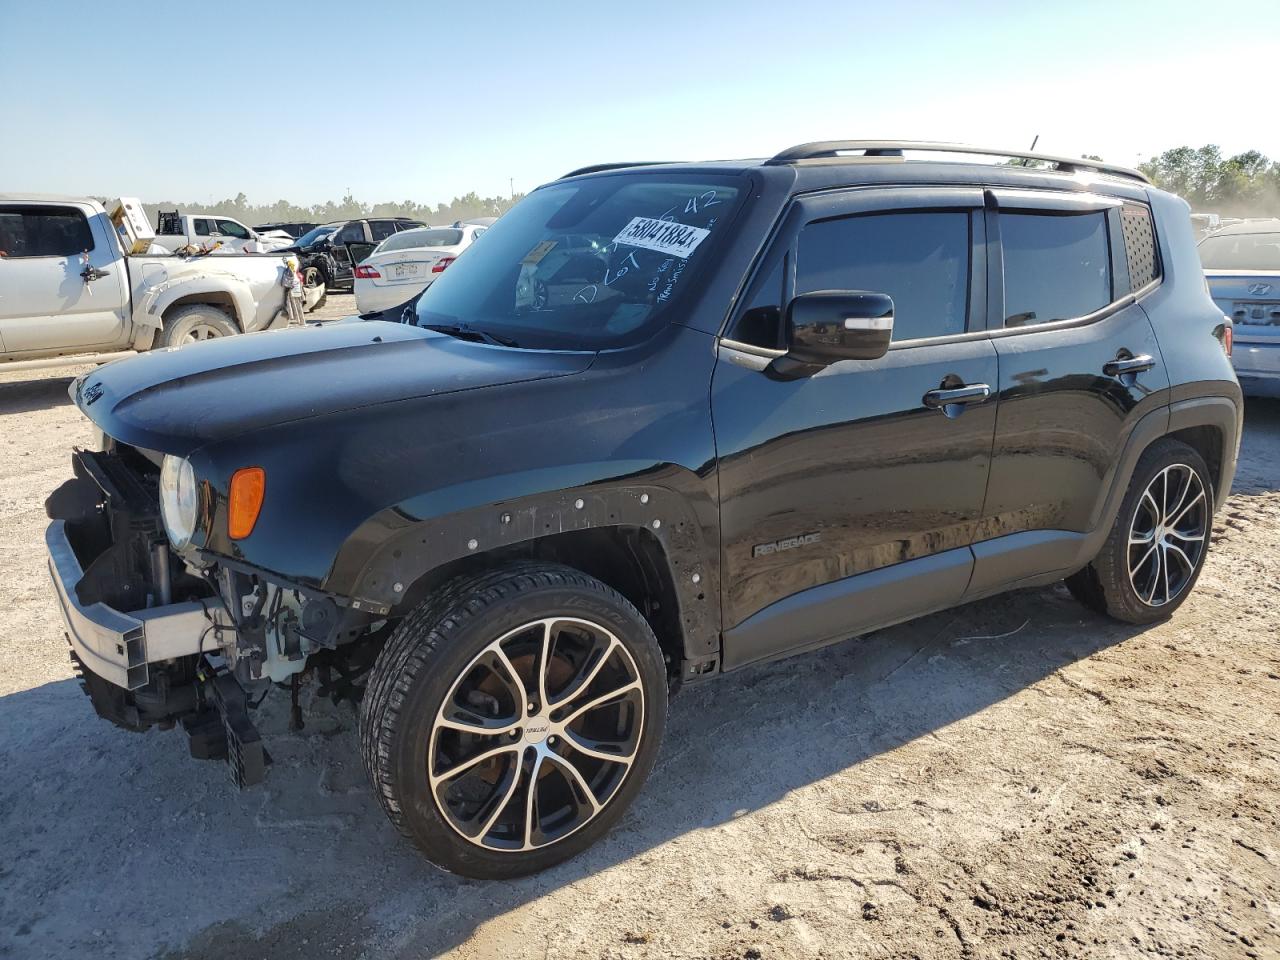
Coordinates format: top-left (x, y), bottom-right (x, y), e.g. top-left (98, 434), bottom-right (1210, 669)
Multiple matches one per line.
top-left (612, 217), bottom-right (710, 258)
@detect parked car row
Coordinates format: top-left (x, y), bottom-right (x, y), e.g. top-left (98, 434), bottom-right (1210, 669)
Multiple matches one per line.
top-left (152, 211), bottom-right (295, 254)
top-left (279, 217), bottom-right (425, 299)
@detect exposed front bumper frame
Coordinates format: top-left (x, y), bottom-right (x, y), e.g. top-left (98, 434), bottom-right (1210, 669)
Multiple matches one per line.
top-left (46, 519), bottom-right (232, 690)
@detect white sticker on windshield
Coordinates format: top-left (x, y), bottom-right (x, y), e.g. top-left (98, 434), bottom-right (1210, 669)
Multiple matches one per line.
top-left (612, 217), bottom-right (710, 259)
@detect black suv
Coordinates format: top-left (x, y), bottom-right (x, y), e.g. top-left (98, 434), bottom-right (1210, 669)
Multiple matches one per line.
top-left (47, 141), bottom-right (1241, 879)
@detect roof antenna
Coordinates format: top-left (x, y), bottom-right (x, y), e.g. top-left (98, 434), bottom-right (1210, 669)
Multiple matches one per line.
top-left (1022, 135), bottom-right (1040, 167)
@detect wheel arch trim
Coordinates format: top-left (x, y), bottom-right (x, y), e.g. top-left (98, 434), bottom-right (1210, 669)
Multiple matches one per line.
top-left (325, 482), bottom-right (720, 667)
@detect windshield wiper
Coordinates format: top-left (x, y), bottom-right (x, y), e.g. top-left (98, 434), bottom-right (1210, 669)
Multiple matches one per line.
top-left (421, 323), bottom-right (520, 348)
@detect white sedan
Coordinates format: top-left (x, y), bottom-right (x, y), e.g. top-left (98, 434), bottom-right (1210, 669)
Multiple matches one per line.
top-left (353, 225), bottom-right (485, 314)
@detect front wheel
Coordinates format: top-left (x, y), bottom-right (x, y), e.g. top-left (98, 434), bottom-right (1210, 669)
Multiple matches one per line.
top-left (1066, 438), bottom-right (1213, 623)
top-left (360, 563), bottom-right (668, 879)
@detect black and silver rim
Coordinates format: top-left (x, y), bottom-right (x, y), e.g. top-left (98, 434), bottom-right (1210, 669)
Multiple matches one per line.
top-left (427, 617), bottom-right (644, 852)
top-left (1128, 463), bottom-right (1208, 607)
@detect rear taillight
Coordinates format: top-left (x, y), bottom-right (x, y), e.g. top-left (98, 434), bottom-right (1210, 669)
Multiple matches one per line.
top-left (432, 256), bottom-right (456, 274)
top-left (353, 264), bottom-right (380, 279)
top-left (1223, 321), bottom-right (1233, 357)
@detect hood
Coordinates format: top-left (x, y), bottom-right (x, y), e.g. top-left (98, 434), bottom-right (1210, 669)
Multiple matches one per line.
top-left (72, 321), bottom-right (594, 454)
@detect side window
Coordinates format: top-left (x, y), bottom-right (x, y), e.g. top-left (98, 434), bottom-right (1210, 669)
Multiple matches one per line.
top-left (1000, 211), bottom-right (1111, 326)
top-left (796, 211), bottom-right (970, 342)
top-left (217, 219), bottom-right (250, 240)
top-left (1120, 204), bottom-right (1160, 290)
top-left (369, 220), bottom-right (397, 242)
top-left (335, 222), bottom-right (366, 244)
top-left (194, 218), bottom-right (215, 236)
top-left (0, 205), bottom-right (94, 258)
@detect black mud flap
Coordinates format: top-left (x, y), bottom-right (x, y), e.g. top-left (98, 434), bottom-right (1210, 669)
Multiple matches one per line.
top-left (197, 657), bottom-right (269, 789)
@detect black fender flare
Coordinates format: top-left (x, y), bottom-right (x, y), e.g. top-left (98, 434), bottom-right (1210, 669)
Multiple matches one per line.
top-left (324, 482), bottom-right (720, 665)
top-left (1077, 392), bottom-right (1239, 569)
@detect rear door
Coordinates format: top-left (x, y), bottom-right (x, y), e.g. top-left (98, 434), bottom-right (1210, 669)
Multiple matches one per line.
top-left (0, 201), bottom-right (130, 355)
top-left (712, 187), bottom-right (999, 668)
top-left (968, 191), bottom-right (1170, 594)
top-left (331, 220), bottom-right (368, 284)
top-left (350, 220), bottom-right (402, 267)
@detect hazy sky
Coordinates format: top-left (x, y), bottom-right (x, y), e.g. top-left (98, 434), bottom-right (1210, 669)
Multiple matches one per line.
top-left (2, 0), bottom-right (1277, 206)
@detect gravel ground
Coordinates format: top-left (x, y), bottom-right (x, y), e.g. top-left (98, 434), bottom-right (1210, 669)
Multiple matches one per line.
top-left (2, 302), bottom-right (1278, 960)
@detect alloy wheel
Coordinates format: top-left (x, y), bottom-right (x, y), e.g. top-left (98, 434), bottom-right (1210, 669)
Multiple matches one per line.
top-left (182, 322), bottom-right (224, 343)
top-left (427, 617), bottom-right (644, 852)
top-left (1127, 463), bottom-right (1208, 607)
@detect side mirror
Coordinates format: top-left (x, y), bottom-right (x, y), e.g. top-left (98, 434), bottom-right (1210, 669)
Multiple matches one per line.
top-left (771, 291), bottom-right (894, 378)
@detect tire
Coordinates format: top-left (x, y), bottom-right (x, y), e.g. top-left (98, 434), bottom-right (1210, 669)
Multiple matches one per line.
top-left (360, 562), bottom-right (668, 879)
top-left (303, 267), bottom-right (327, 311)
top-left (1066, 438), bottom-right (1214, 624)
top-left (161, 305), bottom-right (239, 347)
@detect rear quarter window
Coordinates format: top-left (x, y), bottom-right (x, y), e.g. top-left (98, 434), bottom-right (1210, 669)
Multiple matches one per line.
top-left (1121, 204), bottom-right (1160, 289)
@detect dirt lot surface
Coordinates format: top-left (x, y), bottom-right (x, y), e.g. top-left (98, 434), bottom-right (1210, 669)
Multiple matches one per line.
top-left (2, 302), bottom-right (1278, 960)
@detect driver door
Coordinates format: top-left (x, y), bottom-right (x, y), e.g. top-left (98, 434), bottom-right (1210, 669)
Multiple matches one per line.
top-left (213, 218), bottom-right (251, 251)
top-left (712, 188), bottom-right (998, 669)
top-left (0, 201), bottom-right (129, 355)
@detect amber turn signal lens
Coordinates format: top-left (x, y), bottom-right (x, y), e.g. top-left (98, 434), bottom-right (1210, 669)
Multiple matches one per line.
top-left (228, 467), bottom-right (266, 540)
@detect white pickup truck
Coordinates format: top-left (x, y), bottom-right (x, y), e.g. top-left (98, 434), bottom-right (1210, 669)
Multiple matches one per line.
top-left (0, 195), bottom-right (304, 370)
top-left (151, 211), bottom-right (293, 254)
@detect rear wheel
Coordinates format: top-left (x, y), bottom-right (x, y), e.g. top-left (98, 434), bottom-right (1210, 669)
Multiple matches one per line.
top-left (1066, 439), bottom-right (1213, 623)
top-left (360, 563), bottom-right (667, 879)
top-left (161, 305), bottom-right (238, 347)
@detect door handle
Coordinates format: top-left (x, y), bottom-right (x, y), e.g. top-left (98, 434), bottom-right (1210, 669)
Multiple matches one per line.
top-left (80, 265), bottom-right (110, 282)
top-left (923, 383), bottom-right (991, 410)
top-left (1102, 354), bottom-right (1155, 378)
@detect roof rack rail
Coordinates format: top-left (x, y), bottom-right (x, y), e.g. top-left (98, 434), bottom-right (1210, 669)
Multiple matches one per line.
top-left (559, 161), bottom-right (672, 179)
top-left (765, 140), bottom-right (1150, 184)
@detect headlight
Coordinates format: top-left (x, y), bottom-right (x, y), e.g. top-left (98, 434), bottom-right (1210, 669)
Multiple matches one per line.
top-left (159, 455), bottom-right (200, 548)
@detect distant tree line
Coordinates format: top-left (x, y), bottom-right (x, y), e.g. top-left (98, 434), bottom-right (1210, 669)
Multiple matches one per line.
top-left (1138, 146), bottom-right (1280, 218)
top-left (139, 190), bottom-right (523, 228)
top-left (1011, 145), bottom-right (1280, 218)
top-left (132, 146), bottom-right (1280, 227)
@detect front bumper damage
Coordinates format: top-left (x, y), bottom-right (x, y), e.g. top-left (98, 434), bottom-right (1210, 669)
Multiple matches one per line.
top-left (44, 448), bottom-right (268, 786)
top-left (47, 519), bottom-right (228, 694)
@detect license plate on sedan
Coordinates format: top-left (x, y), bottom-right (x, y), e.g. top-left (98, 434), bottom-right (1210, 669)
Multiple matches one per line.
top-left (390, 262), bottom-right (423, 281)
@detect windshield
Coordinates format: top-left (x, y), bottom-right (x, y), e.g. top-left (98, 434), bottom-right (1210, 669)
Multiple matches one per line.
top-left (1198, 232), bottom-right (1280, 271)
top-left (377, 228), bottom-right (463, 254)
top-left (295, 224), bottom-right (337, 247)
top-left (413, 174), bottom-right (745, 350)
